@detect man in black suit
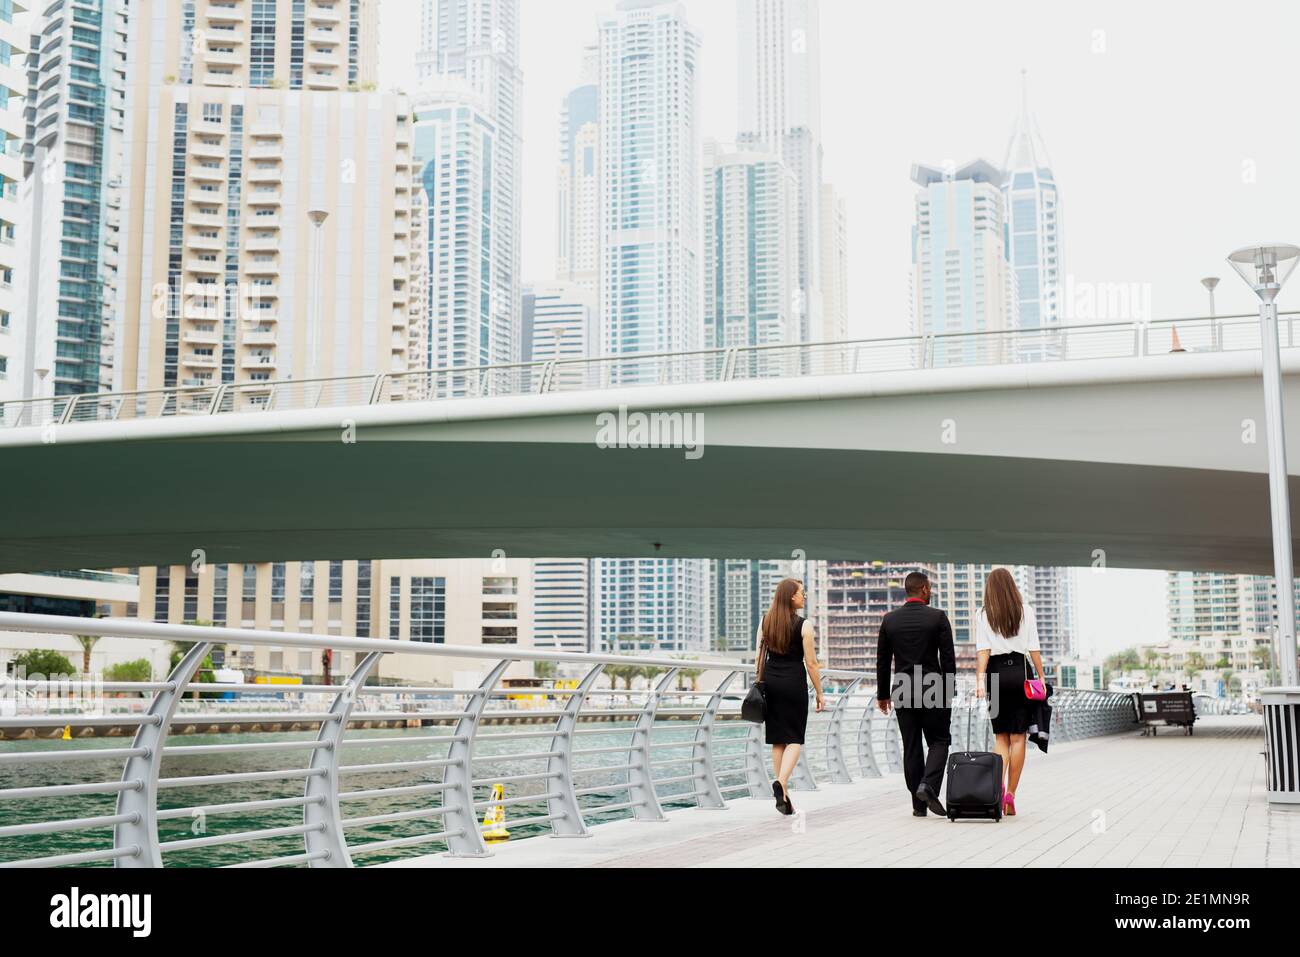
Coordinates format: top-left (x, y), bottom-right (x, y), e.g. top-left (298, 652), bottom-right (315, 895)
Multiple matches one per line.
top-left (876, 571), bottom-right (956, 817)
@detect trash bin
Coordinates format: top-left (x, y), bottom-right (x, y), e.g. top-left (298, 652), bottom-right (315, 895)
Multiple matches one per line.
top-left (1260, 687), bottom-right (1300, 804)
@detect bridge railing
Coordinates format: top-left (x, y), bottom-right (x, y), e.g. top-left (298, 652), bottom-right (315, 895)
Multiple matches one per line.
top-left (5, 311), bottom-right (1297, 430)
top-left (947, 689), bottom-right (1139, 752)
top-left (0, 613), bottom-right (894, 868)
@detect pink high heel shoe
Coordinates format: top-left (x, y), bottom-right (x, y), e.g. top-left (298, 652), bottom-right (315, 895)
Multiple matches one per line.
top-left (1003, 791), bottom-right (1016, 816)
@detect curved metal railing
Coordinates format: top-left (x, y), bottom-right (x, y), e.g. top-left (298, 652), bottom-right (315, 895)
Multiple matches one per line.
top-left (3, 311), bottom-right (1295, 430)
top-left (0, 614), bottom-right (1141, 867)
top-left (0, 614), bottom-right (885, 868)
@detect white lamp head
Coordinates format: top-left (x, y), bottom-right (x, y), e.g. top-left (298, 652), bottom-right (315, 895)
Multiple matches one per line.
top-left (1227, 244), bottom-right (1300, 302)
top-left (308, 209), bottom-right (330, 228)
top-left (1200, 276), bottom-right (1220, 293)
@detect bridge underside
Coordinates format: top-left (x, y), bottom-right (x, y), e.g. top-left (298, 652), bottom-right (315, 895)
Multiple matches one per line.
top-left (1, 436), bottom-right (1293, 574)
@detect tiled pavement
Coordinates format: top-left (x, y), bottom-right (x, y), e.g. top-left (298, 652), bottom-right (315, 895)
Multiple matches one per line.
top-left (385, 716), bottom-right (1300, 868)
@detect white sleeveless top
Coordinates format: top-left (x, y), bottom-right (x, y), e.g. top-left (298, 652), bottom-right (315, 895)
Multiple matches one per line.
top-left (974, 603), bottom-right (1040, 655)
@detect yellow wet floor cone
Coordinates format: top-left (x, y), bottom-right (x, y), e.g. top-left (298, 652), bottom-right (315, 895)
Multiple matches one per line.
top-left (482, 783), bottom-right (510, 843)
top-left (61, 724), bottom-right (72, 741)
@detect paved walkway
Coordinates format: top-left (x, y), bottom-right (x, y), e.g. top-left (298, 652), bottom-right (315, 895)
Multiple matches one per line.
top-left (385, 716), bottom-right (1300, 868)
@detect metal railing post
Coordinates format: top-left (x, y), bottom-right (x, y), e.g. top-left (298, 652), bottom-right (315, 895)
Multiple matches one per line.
top-left (545, 662), bottom-right (604, 838)
top-left (442, 659), bottom-right (510, 857)
top-left (60, 395), bottom-right (80, 425)
top-left (366, 374), bottom-right (386, 404)
top-left (303, 651), bottom-right (381, 867)
top-left (691, 671), bottom-right (738, 809)
top-left (743, 720), bottom-right (769, 797)
top-left (884, 711), bottom-right (904, 773)
top-left (823, 678), bottom-right (861, 784)
top-left (856, 703), bottom-right (883, 778)
top-left (208, 384), bottom-right (228, 414)
top-left (921, 335), bottom-right (935, 368)
top-left (721, 348), bottom-right (740, 381)
top-left (114, 640), bottom-right (213, 867)
top-left (536, 361), bottom-right (557, 394)
top-left (628, 668), bottom-right (677, 821)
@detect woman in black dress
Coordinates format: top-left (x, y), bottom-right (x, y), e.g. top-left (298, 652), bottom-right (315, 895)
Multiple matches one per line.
top-left (757, 578), bottom-right (825, 815)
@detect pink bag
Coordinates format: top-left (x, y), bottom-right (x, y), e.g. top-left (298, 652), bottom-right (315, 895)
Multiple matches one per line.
top-left (1024, 656), bottom-right (1046, 701)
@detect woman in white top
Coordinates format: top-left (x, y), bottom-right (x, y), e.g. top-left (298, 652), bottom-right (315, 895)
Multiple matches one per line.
top-left (974, 567), bottom-right (1046, 817)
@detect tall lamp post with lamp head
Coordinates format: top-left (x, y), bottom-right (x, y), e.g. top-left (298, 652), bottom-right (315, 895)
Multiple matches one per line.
top-left (1228, 243), bottom-right (1300, 803)
top-left (308, 209), bottom-right (329, 680)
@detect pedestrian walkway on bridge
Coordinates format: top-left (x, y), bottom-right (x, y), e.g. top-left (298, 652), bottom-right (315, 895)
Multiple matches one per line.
top-left (388, 717), bottom-right (1297, 868)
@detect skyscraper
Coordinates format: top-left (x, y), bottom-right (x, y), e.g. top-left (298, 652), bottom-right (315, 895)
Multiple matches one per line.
top-left (0, 1), bottom-right (27, 406)
top-left (712, 558), bottom-right (795, 653)
top-left (702, 141), bottom-right (798, 352)
top-left (17, 0), bottom-right (121, 400)
top-left (164, 0), bottom-right (378, 93)
top-left (819, 561), bottom-right (938, 671)
top-left (910, 158), bottom-right (1016, 360)
top-left (116, 87), bottom-right (418, 393)
top-left (598, 0), bottom-right (701, 364)
top-left (1166, 571), bottom-right (1293, 643)
top-left (593, 0), bottom-right (708, 655)
top-left (1002, 71), bottom-right (1062, 341)
top-left (819, 181), bottom-right (848, 343)
top-left (556, 45), bottom-right (599, 296)
top-left (521, 280), bottom-right (596, 366)
top-left (531, 557), bottom-right (591, 653)
top-left (411, 85), bottom-right (509, 386)
top-left (737, 0), bottom-right (827, 343)
top-left (1014, 564), bottom-right (1074, 671)
top-left (939, 561), bottom-right (1004, 672)
top-left (417, 0), bottom-right (522, 364)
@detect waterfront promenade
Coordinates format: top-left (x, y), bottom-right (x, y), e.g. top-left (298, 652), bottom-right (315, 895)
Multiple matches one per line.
top-left (389, 716), bottom-right (1297, 868)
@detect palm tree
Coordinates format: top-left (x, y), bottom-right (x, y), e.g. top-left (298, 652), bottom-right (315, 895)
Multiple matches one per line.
top-left (74, 635), bottom-right (99, 675)
top-left (534, 660), bottom-right (557, 681)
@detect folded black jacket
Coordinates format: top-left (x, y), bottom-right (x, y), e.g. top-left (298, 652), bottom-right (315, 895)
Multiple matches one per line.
top-left (1027, 683), bottom-right (1054, 753)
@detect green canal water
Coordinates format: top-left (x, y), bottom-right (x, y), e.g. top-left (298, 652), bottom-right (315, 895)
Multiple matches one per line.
top-left (0, 722), bottom-right (755, 867)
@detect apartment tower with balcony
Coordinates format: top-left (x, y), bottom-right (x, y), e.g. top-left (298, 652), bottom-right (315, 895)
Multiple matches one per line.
top-left (0, 0), bottom-right (24, 404)
top-left (18, 0), bottom-right (120, 400)
top-left (416, 0), bottom-right (521, 366)
top-left (116, 2), bottom-right (483, 681)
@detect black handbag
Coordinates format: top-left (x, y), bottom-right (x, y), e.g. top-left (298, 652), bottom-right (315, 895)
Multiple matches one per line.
top-left (741, 641), bottom-right (768, 723)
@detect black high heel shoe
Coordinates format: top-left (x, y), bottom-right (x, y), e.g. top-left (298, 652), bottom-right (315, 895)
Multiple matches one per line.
top-left (772, 780), bottom-right (794, 815)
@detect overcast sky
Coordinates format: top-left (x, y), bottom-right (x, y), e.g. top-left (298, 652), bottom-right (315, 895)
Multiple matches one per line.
top-left (377, 0), bottom-right (1300, 655)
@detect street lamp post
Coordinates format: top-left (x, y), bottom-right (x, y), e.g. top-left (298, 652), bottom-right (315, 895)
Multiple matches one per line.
top-left (307, 210), bottom-right (329, 678)
top-left (1228, 243), bottom-right (1300, 804)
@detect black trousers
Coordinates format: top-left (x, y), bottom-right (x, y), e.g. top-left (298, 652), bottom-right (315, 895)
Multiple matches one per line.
top-left (895, 706), bottom-right (952, 811)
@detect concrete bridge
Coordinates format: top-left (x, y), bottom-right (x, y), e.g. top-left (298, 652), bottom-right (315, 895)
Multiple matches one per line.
top-left (3, 315), bottom-right (1300, 575)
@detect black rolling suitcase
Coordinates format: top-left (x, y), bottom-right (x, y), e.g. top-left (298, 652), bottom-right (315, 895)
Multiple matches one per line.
top-left (945, 751), bottom-right (1003, 822)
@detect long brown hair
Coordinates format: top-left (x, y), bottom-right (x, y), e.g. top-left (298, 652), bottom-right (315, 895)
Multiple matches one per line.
top-left (761, 578), bottom-right (803, 654)
top-left (982, 567), bottom-right (1023, 639)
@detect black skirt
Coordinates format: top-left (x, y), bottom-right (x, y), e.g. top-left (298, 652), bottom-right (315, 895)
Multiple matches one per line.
top-left (763, 656), bottom-right (809, 745)
top-left (986, 652), bottom-right (1031, 734)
